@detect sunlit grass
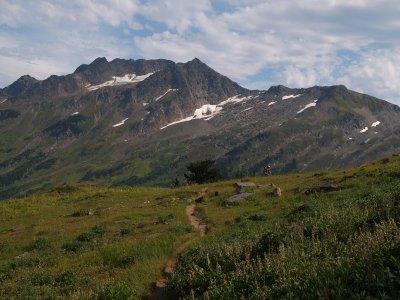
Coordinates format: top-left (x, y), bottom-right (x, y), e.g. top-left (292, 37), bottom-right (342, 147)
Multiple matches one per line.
top-left (168, 155), bottom-right (400, 299)
top-left (1, 155), bottom-right (399, 299)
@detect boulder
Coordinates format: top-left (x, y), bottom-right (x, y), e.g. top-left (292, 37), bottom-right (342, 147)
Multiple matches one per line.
top-left (273, 187), bottom-right (282, 197)
top-left (304, 185), bottom-right (342, 195)
top-left (195, 195), bottom-right (204, 203)
top-left (15, 252), bottom-right (30, 260)
top-left (225, 192), bottom-right (253, 204)
top-left (234, 182), bottom-right (256, 194)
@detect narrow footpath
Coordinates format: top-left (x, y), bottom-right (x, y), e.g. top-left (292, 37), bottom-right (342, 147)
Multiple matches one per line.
top-left (146, 204), bottom-right (207, 300)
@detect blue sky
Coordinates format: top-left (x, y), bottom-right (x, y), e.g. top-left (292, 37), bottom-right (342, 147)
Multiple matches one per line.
top-left (0, 0), bottom-right (399, 105)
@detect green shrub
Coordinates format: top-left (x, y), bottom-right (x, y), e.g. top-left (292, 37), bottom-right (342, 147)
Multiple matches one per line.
top-left (76, 232), bottom-right (96, 242)
top-left (91, 224), bottom-right (107, 237)
top-left (248, 214), bottom-right (267, 221)
top-left (0, 264), bottom-right (13, 282)
top-left (29, 272), bottom-right (53, 286)
top-left (10, 255), bottom-right (40, 269)
top-left (120, 227), bottom-right (133, 236)
top-left (32, 237), bottom-right (51, 250)
top-left (234, 216), bottom-right (243, 223)
top-left (55, 270), bottom-right (80, 293)
top-left (75, 225), bottom-right (107, 243)
top-left (62, 241), bottom-right (85, 253)
top-left (157, 214), bottom-right (175, 224)
top-left (251, 231), bottom-right (285, 256)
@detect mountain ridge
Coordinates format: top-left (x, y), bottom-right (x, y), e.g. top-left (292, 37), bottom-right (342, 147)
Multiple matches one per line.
top-left (0, 57), bottom-right (399, 199)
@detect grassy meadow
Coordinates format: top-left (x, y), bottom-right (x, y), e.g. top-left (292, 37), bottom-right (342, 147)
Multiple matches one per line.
top-left (0, 155), bottom-right (400, 299)
top-left (0, 185), bottom-right (196, 299)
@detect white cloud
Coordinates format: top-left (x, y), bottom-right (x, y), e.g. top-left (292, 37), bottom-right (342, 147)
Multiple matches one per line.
top-left (339, 49), bottom-right (400, 102)
top-left (0, 0), bottom-right (399, 105)
top-left (140, 0), bottom-right (212, 34)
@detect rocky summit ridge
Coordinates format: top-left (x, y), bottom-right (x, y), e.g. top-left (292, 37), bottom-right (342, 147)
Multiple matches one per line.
top-left (0, 57), bottom-right (399, 199)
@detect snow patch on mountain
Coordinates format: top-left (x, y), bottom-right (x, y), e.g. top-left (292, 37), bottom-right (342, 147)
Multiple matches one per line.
top-left (194, 104), bottom-right (222, 118)
top-left (71, 112), bottom-right (79, 116)
top-left (217, 95), bottom-right (254, 106)
top-left (160, 116), bottom-right (194, 129)
top-left (161, 104), bottom-right (223, 129)
top-left (297, 100), bottom-right (318, 114)
top-left (268, 101), bottom-right (277, 106)
top-left (360, 127), bottom-right (368, 133)
top-left (371, 121), bottom-right (380, 127)
top-left (0, 99), bottom-right (7, 104)
top-left (87, 73), bottom-right (154, 91)
top-left (282, 94), bottom-right (302, 100)
top-left (113, 118), bottom-right (128, 127)
top-left (160, 95), bottom-right (259, 130)
top-left (154, 89), bottom-right (178, 101)
top-left (241, 107), bottom-right (253, 112)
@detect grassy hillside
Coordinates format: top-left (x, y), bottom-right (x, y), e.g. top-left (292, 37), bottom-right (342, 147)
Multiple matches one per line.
top-left (0, 186), bottom-right (196, 299)
top-left (168, 155), bottom-right (400, 299)
top-left (0, 155), bottom-right (400, 299)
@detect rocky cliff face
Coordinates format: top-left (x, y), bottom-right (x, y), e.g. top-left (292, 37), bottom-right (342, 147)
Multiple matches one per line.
top-left (0, 57), bottom-right (399, 199)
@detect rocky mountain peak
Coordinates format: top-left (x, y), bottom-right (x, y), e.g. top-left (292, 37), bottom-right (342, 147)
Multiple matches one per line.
top-left (188, 57), bottom-right (204, 65)
top-left (91, 57), bottom-right (108, 65)
top-left (2, 74), bottom-right (39, 97)
top-left (267, 85), bottom-right (293, 94)
top-left (74, 57), bottom-right (109, 74)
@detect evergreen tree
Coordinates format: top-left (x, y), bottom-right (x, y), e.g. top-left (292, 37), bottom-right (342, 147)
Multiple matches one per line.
top-left (184, 160), bottom-right (222, 184)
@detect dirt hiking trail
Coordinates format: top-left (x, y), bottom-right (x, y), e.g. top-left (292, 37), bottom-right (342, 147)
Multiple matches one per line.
top-left (146, 204), bottom-right (207, 300)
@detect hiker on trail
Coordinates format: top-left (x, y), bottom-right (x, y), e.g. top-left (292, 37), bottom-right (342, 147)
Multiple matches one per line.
top-left (264, 165), bottom-right (272, 176)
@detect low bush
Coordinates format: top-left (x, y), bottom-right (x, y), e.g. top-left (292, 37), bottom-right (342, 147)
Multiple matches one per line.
top-left (29, 272), bottom-right (53, 286)
top-left (120, 227), bottom-right (133, 236)
top-left (55, 270), bottom-right (81, 294)
top-left (248, 214), bottom-right (267, 221)
top-left (31, 237), bottom-right (51, 250)
top-left (63, 224), bottom-right (107, 252)
top-left (62, 240), bottom-right (85, 253)
top-left (157, 214), bottom-right (175, 224)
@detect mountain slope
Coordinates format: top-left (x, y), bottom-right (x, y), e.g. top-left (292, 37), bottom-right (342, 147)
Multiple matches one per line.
top-left (0, 57), bottom-right (399, 199)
